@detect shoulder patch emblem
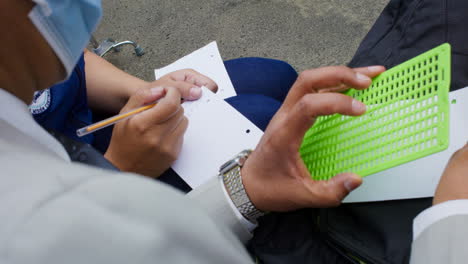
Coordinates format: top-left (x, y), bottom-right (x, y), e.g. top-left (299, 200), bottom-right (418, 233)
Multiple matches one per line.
top-left (29, 89), bottom-right (51, 115)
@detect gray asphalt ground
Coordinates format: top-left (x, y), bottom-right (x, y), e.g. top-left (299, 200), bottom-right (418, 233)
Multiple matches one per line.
top-left (93, 0), bottom-right (389, 82)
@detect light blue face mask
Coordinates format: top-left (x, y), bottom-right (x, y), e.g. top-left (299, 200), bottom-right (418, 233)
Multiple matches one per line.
top-left (28, 0), bottom-right (102, 78)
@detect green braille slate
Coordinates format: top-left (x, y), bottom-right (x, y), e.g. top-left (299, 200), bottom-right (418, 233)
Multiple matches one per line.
top-left (300, 43), bottom-right (451, 181)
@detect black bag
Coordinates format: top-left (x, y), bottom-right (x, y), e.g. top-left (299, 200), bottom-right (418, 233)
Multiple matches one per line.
top-left (249, 0), bottom-right (468, 263)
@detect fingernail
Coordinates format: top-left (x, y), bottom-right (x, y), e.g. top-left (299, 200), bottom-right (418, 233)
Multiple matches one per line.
top-left (344, 179), bottom-right (359, 191)
top-left (151, 87), bottom-right (164, 96)
top-left (367, 65), bottom-right (383, 72)
top-left (356, 72), bottom-right (371, 82)
top-left (189, 86), bottom-right (202, 99)
top-left (352, 99), bottom-right (366, 113)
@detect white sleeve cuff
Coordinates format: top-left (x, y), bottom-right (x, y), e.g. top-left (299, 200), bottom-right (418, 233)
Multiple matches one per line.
top-left (413, 199), bottom-right (468, 240)
top-left (219, 177), bottom-right (258, 232)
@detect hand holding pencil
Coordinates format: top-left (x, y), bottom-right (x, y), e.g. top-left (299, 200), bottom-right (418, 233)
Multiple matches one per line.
top-left (77, 69), bottom-right (217, 137)
top-left (101, 86), bottom-right (189, 178)
top-left (77, 69), bottom-right (217, 178)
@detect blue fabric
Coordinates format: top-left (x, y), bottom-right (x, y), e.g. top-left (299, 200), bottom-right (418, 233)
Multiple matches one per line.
top-left (32, 54), bottom-right (94, 144)
top-left (225, 57), bottom-right (296, 103)
top-left (225, 94), bottom-right (282, 131)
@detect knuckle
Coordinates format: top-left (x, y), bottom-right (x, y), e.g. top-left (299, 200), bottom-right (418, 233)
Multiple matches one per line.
top-left (125, 89), bottom-right (148, 109)
top-left (165, 101), bottom-right (180, 114)
top-left (296, 96), bottom-right (310, 113)
top-left (334, 65), bottom-right (349, 72)
top-left (181, 68), bottom-right (196, 73)
top-left (185, 74), bottom-right (195, 81)
top-left (134, 88), bottom-right (148, 99)
top-left (298, 94), bottom-right (325, 114)
top-left (325, 99), bottom-right (342, 113)
top-left (172, 81), bottom-right (189, 93)
top-left (330, 66), bottom-right (349, 81)
top-left (331, 65), bottom-right (351, 81)
top-left (298, 70), bottom-right (313, 83)
top-left (320, 104), bottom-right (334, 114)
top-left (161, 143), bottom-right (177, 161)
top-left (173, 80), bottom-right (186, 86)
top-left (164, 85), bottom-right (175, 92)
top-left (148, 136), bottom-right (162, 148)
top-left (169, 85), bottom-right (182, 97)
top-left (187, 69), bottom-right (200, 76)
top-left (298, 94), bottom-right (326, 116)
top-left (131, 120), bottom-right (148, 134)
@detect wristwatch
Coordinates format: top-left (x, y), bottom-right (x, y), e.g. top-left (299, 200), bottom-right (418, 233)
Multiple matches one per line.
top-left (219, 150), bottom-right (265, 223)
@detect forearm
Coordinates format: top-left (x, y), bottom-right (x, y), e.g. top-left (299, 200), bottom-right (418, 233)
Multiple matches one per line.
top-left (84, 49), bottom-right (148, 114)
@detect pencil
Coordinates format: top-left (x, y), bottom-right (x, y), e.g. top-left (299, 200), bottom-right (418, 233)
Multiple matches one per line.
top-left (76, 102), bottom-right (157, 137)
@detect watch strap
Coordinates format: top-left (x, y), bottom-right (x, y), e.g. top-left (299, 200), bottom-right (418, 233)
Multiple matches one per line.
top-left (222, 165), bottom-right (264, 223)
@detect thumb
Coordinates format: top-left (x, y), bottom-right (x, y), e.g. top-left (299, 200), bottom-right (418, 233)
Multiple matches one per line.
top-left (309, 173), bottom-right (362, 207)
top-left (330, 172), bottom-right (362, 194)
top-left (121, 87), bottom-right (166, 113)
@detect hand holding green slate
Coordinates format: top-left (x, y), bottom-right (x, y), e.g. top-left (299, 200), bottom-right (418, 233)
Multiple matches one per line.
top-left (300, 43), bottom-right (451, 181)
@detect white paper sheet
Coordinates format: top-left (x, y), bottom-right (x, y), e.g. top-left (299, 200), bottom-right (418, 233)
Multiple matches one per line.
top-left (171, 87), bottom-right (263, 188)
top-left (344, 87), bottom-right (468, 203)
top-left (154, 42), bottom-right (260, 188)
top-left (154, 41), bottom-right (236, 99)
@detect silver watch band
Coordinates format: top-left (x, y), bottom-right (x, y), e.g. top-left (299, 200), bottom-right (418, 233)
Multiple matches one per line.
top-left (220, 150), bottom-right (264, 223)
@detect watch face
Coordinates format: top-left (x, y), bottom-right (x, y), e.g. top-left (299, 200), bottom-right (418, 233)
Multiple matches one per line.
top-left (219, 159), bottom-right (236, 174)
top-left (219, 150), bottom-right (252, 174)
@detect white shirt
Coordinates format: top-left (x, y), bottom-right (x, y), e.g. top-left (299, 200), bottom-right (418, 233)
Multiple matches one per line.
top-left (0, 87), bottom-right (255, 232)
top-left (413, 199), bottom-right (468, 240)
top-left (0, 88), bottom-right (70, 161)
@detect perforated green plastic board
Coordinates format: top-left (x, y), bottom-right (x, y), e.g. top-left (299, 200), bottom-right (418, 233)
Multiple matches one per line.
top-left (300, 43), bottom-right (451, 181)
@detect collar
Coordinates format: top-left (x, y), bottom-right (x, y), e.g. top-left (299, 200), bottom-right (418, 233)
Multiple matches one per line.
top-left (0, 88), bottom-right (70, 161)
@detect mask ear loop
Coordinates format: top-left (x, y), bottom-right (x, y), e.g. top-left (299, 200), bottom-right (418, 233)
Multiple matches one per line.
top-left (28, 6), bottom-right (75, 78)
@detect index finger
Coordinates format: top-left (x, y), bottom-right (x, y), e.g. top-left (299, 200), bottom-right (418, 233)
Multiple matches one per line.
top-left (275, 92), bottom-right (367, 150)
top-left (167, 69), bottom-right (218, 93)
top-left (354, 65), bottom-right (386, 79)
top-left (317, 66), bottom-right (387, 94)
top-left (283, 65), bottom-right (385, 110)
top-left (132, 87), bottom-right (183, 125)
